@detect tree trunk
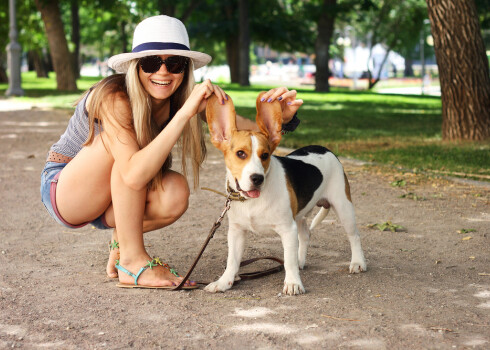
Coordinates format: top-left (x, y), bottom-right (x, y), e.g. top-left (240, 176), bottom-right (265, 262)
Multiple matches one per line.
top-left (0, 57), bottom-right (7, 83)
top-left (426, 0), bottom-right (490, 140)
top-left (238, 0), bottom-right (250, 86)
top-left (120, 21), bottom-right (128, 53)
top-left (226, 37), bottom-right (240, 83)
top-left (315, 0), bottom-right (337, 92)
top-left (224, 2), bottom-right (239, 84)
top-left (28, 50), bottom-right (49, 78)
top-left (35, 0), bottom-right (77, 91)
top-left (404, 57), bottom-right (414, 77)
top-left (368, 48), bottom-right (391, 89)
top-left (158, 0), bottom-right (176, 17)
top-left (71, 0), bottom-right (80, 79)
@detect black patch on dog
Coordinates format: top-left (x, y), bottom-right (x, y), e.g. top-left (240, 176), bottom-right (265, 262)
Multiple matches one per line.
top-left (275, 156), bottom-right (323, 212)
top-left (287, 145), bottom-right (331, 157)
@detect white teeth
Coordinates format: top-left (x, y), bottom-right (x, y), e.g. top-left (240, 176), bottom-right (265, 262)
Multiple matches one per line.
top-left (151, 80), bottom-right (171, 86)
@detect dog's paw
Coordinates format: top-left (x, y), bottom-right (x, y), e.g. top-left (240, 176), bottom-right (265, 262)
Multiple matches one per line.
top-left (349, 260), bottom-right (367, 273)
top-left (204, 279), bottom-right (233, 293)
top-left (282, 281), bottom-right (305, 296)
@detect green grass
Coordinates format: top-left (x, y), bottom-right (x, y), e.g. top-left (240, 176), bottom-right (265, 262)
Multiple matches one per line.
top-left (0, 72), bottom-right (100, 109)
top-left (1, 73), bottom-right (488, 179)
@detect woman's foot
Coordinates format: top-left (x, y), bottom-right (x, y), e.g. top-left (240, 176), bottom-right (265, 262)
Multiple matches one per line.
top-left (106, 231), bottom-right (119, 278)
top-left (116, 255), bottom-right (196, 288)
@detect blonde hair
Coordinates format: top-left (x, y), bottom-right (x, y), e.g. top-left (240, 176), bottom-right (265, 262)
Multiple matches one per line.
top-left (84, 58), bottom-right (206, 190)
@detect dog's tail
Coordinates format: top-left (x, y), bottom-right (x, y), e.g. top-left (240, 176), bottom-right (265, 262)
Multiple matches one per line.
top-left (310, 207), bottom-right (330, 230)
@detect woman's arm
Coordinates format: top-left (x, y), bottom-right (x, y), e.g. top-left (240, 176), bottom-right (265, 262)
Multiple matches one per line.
top-left (103, 81), bottom-right (225, 191)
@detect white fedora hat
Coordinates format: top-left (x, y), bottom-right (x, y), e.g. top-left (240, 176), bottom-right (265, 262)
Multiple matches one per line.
top-left (108, 15), bottom-right (212, 73)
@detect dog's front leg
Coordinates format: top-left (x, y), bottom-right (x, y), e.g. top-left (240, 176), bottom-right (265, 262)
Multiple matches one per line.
top-left (205, 223), bottom-right (246, 293)
top-left (277, 223), bottom-right (305, 295)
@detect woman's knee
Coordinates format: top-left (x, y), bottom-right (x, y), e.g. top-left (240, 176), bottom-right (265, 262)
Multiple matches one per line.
top-left (147, 171), bottom-right (190, 221)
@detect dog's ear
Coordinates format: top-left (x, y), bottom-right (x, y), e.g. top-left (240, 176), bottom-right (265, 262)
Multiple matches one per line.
top-left (255, 92), bottom-right (282, 149)
top-left (206, 94), bottom-right (237, 150)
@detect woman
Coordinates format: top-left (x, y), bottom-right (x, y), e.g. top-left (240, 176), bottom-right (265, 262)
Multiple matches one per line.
top-left (40, 15), bottom-right (303, 289)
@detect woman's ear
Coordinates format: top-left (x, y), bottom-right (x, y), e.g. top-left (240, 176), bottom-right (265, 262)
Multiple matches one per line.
top-left (255, 92), bottom-right (282, 150)
top-left (206, 94), bottom-right (237, 151)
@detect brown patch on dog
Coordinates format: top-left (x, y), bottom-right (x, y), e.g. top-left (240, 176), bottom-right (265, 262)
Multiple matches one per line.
top-left (344, 172), bottom-right (352, 202)
top-left (222, 131), bottom-right (253, 181)
top-left (286, 178), bottom-right (298, 217)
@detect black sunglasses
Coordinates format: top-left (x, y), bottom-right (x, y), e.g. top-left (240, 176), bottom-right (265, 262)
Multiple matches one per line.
top-left (139, 55), bottom-right (189, 74)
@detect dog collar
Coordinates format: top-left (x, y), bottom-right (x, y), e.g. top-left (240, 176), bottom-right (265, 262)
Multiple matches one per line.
top-left (226, 183), bottom-right (248, 202)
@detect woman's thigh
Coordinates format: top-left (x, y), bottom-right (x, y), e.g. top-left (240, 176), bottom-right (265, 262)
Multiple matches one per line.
top-left (55, 135), bottom-right (114, 225)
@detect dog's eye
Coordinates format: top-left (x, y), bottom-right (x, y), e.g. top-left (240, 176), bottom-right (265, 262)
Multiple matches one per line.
top-left (236, 150), bottom-right (247, 159)
top-left (260, 153), bottom-right (269, 161)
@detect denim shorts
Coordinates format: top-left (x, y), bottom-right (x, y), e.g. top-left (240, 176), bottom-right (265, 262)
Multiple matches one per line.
top-left (40, 162), bottom-right (111, 230)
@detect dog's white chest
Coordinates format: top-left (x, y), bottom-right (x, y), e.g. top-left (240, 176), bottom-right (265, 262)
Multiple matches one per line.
top-left (228, 198), bottom-right (292, 234)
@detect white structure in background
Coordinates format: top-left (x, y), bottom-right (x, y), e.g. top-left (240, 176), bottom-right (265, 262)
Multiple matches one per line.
top-left (342, 44), bottom-right (404, 80)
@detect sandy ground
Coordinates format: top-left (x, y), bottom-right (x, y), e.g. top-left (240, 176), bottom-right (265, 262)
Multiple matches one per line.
top-left (0, 105), bottom-right (489, 349)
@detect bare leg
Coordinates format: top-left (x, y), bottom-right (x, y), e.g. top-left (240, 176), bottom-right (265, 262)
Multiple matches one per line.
top-left (54, 134), bottom-right (193, 286)
top-left (110, 163), bottom-right (191, 287)
top-left (105, 170), bottom-right (190, 278)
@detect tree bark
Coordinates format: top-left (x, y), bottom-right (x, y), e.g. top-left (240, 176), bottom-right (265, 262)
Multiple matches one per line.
top-left (426, 0), bottom-right (490, 140)
top-left (226, 37), bottom-right (239, 83)
top-left (224, 2), bottom-right (239, 84)
top-left (404, 57), bottom-right (414, 77)
top-left (35, 0), bottom-right (77, 91)
top-left (238, 0), bottom-right (250, 86)
top-left (315, 0), bottom-right (337, 92)
top-left (71, 0), bottom-right (80, 79)
top-left (28, 50), bottom-right (49, 78)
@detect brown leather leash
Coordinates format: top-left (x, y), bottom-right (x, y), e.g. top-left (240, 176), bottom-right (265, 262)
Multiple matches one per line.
top-left (172, 191), bottom-right (284, 290)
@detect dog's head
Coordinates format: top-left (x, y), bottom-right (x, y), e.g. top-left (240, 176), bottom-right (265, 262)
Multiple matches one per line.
top-left (206, 92), bottom-right (282, 198)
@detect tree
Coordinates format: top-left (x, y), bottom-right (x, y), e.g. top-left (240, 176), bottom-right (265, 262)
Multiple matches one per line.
top-left (426, 0), bottom-right (490, 140)
top-left (238, 0), bottom-right (250, 86)
top-left (34, 0), bottom-right (77, 90)
top-left (353, 0), bottom-right (427, 89)
top-left (314, 0), bottom-right (337, 92)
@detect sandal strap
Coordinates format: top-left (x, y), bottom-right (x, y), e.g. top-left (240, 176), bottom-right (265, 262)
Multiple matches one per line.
top-left (115, 263), bottom-right (148, 285)
top-left (114, 258), bottom-right (179, 286)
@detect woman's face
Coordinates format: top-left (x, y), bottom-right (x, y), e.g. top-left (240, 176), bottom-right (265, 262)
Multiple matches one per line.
top-left (138, 55), bottom-right (186, 102)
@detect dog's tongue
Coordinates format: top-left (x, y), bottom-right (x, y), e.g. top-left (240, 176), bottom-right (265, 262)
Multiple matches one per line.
top-left (245, 190), bottom-right (260, 198)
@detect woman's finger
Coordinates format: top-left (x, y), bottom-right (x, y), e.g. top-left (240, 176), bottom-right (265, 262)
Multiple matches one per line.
top-left (260, 87), bottom-right (288, 103)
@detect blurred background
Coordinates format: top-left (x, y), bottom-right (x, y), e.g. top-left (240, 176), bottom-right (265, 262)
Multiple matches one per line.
top-left (1, 0), bottom-right (489, 179)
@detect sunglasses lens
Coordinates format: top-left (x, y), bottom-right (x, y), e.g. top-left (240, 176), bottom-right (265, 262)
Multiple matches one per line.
top-left (165, 56), bottom-right (188, 74)
top-left (139, 56), bottom-right (162, 74)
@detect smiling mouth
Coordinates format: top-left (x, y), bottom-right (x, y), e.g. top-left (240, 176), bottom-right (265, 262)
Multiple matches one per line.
top-left (235, 179), bottom-right (261, 198)
top-left (151, 80), bottom-right (171, 86)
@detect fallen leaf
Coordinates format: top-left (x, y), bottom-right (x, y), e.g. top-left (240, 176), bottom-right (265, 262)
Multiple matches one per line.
top-left (457, 228), bottom-right (476, 234)
top-left (461, 236), bottom-right (473, 241)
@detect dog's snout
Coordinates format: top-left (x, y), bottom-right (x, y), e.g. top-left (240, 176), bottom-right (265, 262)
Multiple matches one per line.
top-left (250, 174), bottom-right (264, 186)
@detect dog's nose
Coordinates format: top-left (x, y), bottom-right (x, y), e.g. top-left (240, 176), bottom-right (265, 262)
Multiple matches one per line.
top-left (250, 174), bottom-right (264, 186)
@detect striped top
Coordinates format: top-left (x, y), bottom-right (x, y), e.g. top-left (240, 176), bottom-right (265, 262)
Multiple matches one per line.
top-left (49, 92), bottom-right (97, 158)
top-left (50, 92), bottom-right (176, 158)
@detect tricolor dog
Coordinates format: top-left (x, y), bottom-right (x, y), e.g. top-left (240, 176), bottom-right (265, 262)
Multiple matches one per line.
top-left (204, 93), bottom-right (366, 295)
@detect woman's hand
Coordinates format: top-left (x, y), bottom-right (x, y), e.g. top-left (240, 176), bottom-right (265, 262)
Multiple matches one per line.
top-left (179, 79), bottom-right (228, 120)
top-left (259, 87), bottom-right (303, 124)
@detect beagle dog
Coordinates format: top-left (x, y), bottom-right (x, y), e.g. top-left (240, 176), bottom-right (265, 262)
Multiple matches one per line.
top-left (204, 93), bottom-right (366, 295)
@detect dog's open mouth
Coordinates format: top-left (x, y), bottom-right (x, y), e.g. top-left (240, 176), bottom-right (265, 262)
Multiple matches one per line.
top-left (235, 179), bottom-right (261, 198)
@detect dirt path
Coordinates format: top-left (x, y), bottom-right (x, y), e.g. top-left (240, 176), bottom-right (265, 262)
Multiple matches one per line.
top-left (0, 106), bottom-right (489, 349)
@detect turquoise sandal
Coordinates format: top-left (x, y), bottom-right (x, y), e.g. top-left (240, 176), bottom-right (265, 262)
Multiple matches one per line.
top-left (115, 258), bottom-right (197, 290)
